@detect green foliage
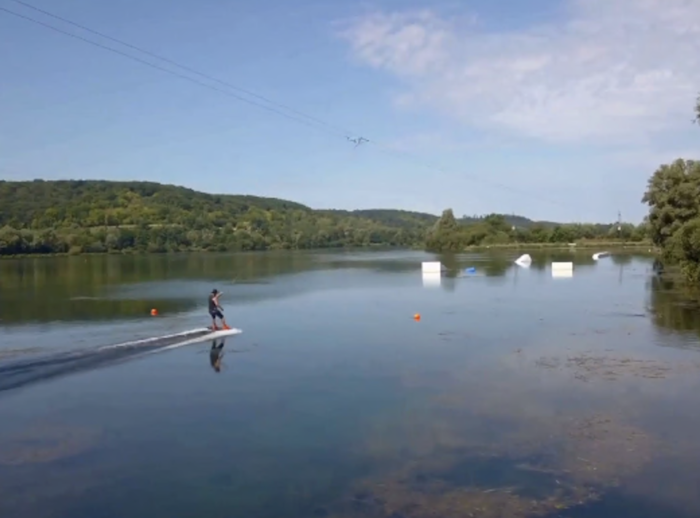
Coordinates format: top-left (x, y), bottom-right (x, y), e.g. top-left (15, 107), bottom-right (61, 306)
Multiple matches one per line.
top-left (323, 209), bottom-right (439, 228)
top-left (426, 209), bottom-right (464, 251)
top-left (642, 159), bottom-right (700, 284)
top-left (425, 208), bottom-right (647, 253)
top-left (0, 180), bottom-right (434, 255)
top-left (695, 92), bottom-right (700, 125)
top-left (0, 179), bottom-right (648, 258)
top-left (642, 159), bottom-right (700, 248)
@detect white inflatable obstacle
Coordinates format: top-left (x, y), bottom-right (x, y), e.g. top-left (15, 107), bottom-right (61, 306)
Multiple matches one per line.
top-left (514, 254), bottom-right (532, 267)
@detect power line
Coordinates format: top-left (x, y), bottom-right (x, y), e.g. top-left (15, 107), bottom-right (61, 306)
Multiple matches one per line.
top-left (1, 2), bottom-right (572, 212)
top-left (0, 5), bottom-right (350, 139)
top-left (7, 0), bottom-right (356, 139)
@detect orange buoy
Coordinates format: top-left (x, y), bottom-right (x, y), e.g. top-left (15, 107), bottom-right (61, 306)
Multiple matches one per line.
top-left (150, 308), bottom-right (158, 316)
top-left (413, 313), bottom-right (421, 321)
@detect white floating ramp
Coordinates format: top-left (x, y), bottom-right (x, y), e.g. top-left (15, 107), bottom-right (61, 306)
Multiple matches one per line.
top-left (592, 251), bottom-right (610, 260)
top-left (514, 254), bottom-right (532, 267)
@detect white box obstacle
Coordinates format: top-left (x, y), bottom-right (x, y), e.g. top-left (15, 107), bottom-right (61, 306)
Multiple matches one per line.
top-left (551, 261), bottom-right (573, 278)
top-left (421, 261), bottom-right (442, 274)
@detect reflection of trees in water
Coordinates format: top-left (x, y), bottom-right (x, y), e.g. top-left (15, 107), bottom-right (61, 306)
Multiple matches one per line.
top-left (0, 251), bottom-right (654, 324)
top-left (0, 252), bottom-right (414, 324)
top-left (481, 258), bottom-right (511, 277)
top-left (647, 276), bottom-right (700, 338)
top-left (0, 252), bottom-right (318, 294)
top-left (611, 254), bottom-right (634, 265)
top-left (0, 297), bottom-right (197, 324)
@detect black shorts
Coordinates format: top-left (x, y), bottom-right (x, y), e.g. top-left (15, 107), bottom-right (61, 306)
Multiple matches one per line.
top-left (209, 309), bottom-right (223, 319)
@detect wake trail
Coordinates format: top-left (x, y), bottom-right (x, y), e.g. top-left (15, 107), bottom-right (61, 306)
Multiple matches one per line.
top-left (0, 328), bottom-right (240, 394)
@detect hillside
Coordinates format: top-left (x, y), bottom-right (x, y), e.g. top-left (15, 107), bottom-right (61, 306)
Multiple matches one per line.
top-left (0, 180), bottom-right (564, 231)
top-left (0, 180), bottom-right (434, 254)
top-left (0, 180), bottom-right (642, 256)
top-left (322, 209), bottom-right (439, 228)
top-left (0, 180), bottom-right (312, 228)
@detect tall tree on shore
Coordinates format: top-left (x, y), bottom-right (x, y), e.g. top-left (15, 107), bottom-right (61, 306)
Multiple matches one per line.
top-left (642, 159), bottom-right (700, 283)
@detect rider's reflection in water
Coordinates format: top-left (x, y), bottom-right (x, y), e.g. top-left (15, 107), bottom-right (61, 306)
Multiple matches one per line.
top-left (209, 338), bottom-right (226, 373)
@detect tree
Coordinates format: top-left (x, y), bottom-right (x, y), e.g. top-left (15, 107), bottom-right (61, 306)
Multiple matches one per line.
top-left (695, 92), bottom-right (700, 125)
top-left (425, 209), bottom-right (467, 251)
top-left (668, 219), bottom-right (700, 283)
top-left (641, 159), bottom-right (700, 248)
top-left (642, 159), bottom-right (700, 283)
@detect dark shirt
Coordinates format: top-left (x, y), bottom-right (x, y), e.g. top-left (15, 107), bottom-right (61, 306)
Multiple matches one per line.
top-left (208, 294), bottom-right (218, 312)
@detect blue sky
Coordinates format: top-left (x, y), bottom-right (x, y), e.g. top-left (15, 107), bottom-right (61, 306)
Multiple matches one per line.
top-left (1, 0), bottom-right (699, 223)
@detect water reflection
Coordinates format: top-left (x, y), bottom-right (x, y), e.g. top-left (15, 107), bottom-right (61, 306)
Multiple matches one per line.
top-left (421, 272), bottom-right (441, 288)
top-left (209, 338), bottom-right (226, 373)
top-left (647, 275), bottom-right (700, 347)
top-left (0, 250), bottom-right (659, 324)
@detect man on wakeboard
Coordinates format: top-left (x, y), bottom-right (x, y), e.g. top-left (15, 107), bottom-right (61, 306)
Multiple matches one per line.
top-left (208, 289), bottom-right (230, 330)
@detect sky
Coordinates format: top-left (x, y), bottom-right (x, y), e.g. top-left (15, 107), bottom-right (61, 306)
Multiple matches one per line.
top-left (1, 0), bottom-right (699, 223)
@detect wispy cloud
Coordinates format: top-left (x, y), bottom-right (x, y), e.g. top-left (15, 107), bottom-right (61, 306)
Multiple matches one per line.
top-left (336, 0), bottom-right (700, 143)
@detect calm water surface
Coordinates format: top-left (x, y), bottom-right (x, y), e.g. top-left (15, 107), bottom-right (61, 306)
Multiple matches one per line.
top-left (1, 250), bottom-right (700, 518)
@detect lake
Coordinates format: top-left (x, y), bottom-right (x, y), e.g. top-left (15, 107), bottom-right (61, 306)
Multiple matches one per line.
top-left (1, 249), bottom-right (700, 518)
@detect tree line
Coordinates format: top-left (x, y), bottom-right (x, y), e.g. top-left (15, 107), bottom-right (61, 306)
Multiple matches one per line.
top-left (0, 179), bottom-right (648, 257)
top-left (424, 210), bottom-right (646, 252)
top-left (0, 180), bottom-right (431, 255)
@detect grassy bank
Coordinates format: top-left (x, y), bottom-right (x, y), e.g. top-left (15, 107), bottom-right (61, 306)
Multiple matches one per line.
top-left (465, 240), bottom-right (654, 251)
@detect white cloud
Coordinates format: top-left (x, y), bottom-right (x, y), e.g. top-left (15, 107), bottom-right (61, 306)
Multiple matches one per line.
top-left (337, 0), bottom-right (700, 143)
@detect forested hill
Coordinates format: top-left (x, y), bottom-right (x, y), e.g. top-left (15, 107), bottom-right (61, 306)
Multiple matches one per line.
top-left (0, 179), bottom-right (549, 231)
top-left (308, 210), bottom-right (556, 229)
top-left (0, 180), bottom-right (312, 228)
top-left (321, 209), bottom-right (439, 228)
top-left (0, 180), bottom-right (637, 256)
top-left (0, 179), bottom-right (440, 254)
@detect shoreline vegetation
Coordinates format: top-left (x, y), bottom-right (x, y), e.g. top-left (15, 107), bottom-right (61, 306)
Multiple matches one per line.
top-left (0, 241), bottom-right (655, 260)
top-left (0, 180), bottom-right (649, 258)
top-left (467, 241), bottom-right (653, 250)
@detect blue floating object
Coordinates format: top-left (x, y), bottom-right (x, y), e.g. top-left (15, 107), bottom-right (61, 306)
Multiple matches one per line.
top-left (465, 267), bottom-right (476, 273)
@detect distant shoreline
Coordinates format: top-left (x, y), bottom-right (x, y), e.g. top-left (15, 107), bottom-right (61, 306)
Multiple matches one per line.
top-left (0, 244), bottom-right (419, 259)
top-left (464, 241), bottom-right (654, 251)
top-left (0, 241), bottom-right (655, 259)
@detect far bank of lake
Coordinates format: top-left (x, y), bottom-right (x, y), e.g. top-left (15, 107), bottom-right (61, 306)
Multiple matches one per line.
top-left (0, 240), bottom-right (654, 260)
